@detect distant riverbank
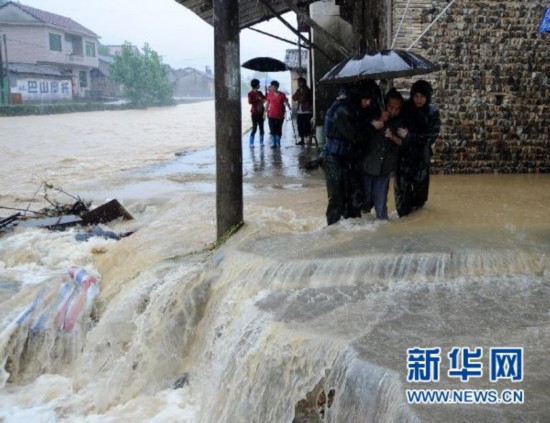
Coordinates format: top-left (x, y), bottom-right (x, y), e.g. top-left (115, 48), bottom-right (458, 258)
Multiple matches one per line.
top-left (0, 97), bottom-right (212, 117)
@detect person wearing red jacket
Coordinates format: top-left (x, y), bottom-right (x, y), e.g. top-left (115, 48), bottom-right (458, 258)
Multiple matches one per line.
top-left (265, 80), bottom-right (291, 148)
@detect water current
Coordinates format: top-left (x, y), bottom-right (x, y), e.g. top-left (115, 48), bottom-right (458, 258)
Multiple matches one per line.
top-left (0, 101), bottom-right (549, 422)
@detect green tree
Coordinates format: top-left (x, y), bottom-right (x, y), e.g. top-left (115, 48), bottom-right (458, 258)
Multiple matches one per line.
top-left (110, 42), bottom-right (173, 106)
top-left (98, 44), bottom-right (110, 56)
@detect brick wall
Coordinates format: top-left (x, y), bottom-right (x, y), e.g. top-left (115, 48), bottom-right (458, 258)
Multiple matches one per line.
top-left (392, 0), bottom-right (549, 173)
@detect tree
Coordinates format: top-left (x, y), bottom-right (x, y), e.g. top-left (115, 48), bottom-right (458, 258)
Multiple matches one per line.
top-left (110, 42), bottom-right (173, 106)
top-left (98, 44), bottom-right (110, 56)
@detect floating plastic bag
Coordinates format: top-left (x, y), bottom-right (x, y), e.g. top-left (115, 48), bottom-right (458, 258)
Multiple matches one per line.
top-left (16, 266), bottom-right (101, 333)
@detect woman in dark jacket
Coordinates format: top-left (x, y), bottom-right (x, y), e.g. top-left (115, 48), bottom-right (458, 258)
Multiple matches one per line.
top-left (394, 80), bottom-right (441, 217)
top-left (361, 88), bottom-right (405, 220)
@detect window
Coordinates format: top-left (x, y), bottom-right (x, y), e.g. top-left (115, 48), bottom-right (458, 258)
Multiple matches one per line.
top-left (49, 33), bottom-right (62, 51)
top-left (79, 71), bottom-right (88, 88)
top-left (85, 41), bottom-right (96, 57)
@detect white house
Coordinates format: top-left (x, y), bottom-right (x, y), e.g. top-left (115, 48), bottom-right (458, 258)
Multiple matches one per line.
top-left (0, 1), bottom-right (100, 102)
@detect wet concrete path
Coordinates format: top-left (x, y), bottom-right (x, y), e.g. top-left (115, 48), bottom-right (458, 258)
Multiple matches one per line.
top-left (76, 119), bottom-right (324, 200)
top-left (149, 119), bottom-right (321, 180)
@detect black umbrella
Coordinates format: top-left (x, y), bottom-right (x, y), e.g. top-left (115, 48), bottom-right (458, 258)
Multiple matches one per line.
top-left (319, 49), bottom-right (439, 84)
top-left (242, 57), bottom-right (289, 91)
top-left (242, 57), bottom-right (289, 72)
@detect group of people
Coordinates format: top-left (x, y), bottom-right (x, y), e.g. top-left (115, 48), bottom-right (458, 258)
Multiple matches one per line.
top-left (247, 76), bottom-right (441, 226)
top-left (322, 79), bottom-right (441, 225)
top-left (247, 77), bottom-right (313, 149)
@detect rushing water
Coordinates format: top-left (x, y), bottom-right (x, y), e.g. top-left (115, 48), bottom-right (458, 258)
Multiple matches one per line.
top-left (0, 101), bottom-right (549, 422)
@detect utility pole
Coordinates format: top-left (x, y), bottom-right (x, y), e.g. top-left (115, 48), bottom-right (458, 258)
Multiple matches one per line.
top-left (0, 35), bottom-right (4, 106)
top-left (213, 0), bottom-right (243, 241)
top-left (3, 34), bottom-right (10, 104)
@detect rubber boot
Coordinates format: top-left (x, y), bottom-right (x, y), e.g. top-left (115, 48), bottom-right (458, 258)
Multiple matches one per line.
top-left (249, 134), bottom-right (255, 148)
top-left (270, 135), bottom-right (276, 149)
top-left (275, 135), bottom-right (281, 148)
top-left (259, 134), bottom-right (264, 146)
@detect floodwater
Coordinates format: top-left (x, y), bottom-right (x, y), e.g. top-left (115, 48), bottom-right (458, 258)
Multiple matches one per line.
top-left (0, 101), bottom-right (549, 422)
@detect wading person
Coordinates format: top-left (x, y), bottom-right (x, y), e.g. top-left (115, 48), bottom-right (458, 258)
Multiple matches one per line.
top-left (292, 77), bottom-right (313, 145)
top-left (265, 80), bottom-right (291, 149)
top-left (361, 88), bottom-right (405, 220)
top-left (247, 79), bottom-right (265, 148)
top-left (355, 81), bottom-right (383, 211)
top-left (394, 80), bottom-right (441, 217)
top-left (322, 85), bottom-right (361, 225)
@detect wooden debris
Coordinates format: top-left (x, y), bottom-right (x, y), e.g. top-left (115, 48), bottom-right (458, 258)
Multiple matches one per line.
top-left (18, 215), bottom-right (82, 230)
top-left (82, 199), bottom-right (133, 225)
top-left (0, 213), bottom-right (21, 229)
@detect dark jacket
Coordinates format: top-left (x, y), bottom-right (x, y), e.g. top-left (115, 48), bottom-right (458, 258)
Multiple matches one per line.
top-left (292, 86), bottom-right (313, 113)
top-left (401, 101), bottom-right (440, 166)
top-left (362, 115), bottom-right (402, 176)
top-left (356, 106), bottom-right (381, 158)
top-left (323, 97), bottom-right (358, 158)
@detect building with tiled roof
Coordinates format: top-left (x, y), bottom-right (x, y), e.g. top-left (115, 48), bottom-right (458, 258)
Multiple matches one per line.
top-left (0, 1), bottom-right (100, 103)
top-left (13, 2), bottom-right (98, 37)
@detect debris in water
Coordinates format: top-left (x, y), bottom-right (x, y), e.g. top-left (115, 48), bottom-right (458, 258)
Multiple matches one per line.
top-left (82, 199), bottom-right (133, 224)
top-left (173, 373), bottom-right (189, 389)
top-left (18, 214), bottom-right (83, 230)
top-left (74, 226), bottom-right (133, 242)
top-left (55, 266), bottom-right (101, 332)
top-left (0, 213), bottom-right (21, 229)
top-left (15, 266), bottom-right (101, 333)
top-left (1, 194), bottom-right (132, 233)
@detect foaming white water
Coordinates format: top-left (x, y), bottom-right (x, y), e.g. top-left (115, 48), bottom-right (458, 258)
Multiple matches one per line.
top-left (1, 105), bottom-right (549, 421)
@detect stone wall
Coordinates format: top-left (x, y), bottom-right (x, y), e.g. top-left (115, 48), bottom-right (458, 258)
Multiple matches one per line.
top-left (392, 0), bottom-right (549, 173)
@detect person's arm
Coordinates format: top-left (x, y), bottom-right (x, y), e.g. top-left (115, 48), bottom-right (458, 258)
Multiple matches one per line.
top-left (333, 106), bottom-right (358, 143)
top-left (248, 91), bottom-right (254, 105)
top-left (264, 94), bottom-right (270, 115)
top-left (284, 94), bottom-right (291, 110)
top-left (399, 107), bottom-right (440, 147)
top-left (425, 107), bottom-right (441, 146)
top-left (385, 128), bottom-right (402, 146)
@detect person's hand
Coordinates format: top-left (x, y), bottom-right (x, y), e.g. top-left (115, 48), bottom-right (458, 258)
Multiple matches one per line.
top-left (371, 120), bottom-right (384, 130)
top-left (397, 127), bottom-right (409, 138)
top-left (386, 129), bottom-right (402, 145)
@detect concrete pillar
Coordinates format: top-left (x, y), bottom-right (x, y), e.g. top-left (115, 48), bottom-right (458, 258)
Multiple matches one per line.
top-left (213, 0), bottom-right (243, 241)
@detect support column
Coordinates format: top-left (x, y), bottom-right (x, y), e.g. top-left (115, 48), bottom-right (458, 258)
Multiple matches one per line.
top-left (213, 0), bottom-right (243, 241)
top-left (3, 35), bottom-right (10, 105)
top-left (363, 0), bottom-right (389, 52)
top-left (353, 0), bottom-right (367, 54)
top-left (0, 35), bottom-right (4, 106)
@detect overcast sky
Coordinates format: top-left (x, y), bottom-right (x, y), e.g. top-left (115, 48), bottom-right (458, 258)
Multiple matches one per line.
top-left (20, 0), bottom-right (298, 88)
